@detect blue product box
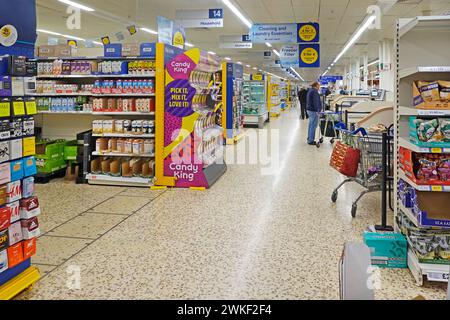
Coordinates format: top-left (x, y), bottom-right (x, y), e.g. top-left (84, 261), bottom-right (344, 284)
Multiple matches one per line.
top-left (363, 232), bottom-right (407, 268)
top-left (104, 44), bottom-right (123, 58)
top-left (10, 159), bottom-right (24, 182)
top-left (140, 43), bottom-right (156, 57)
top-left (23, 156), bottom-right (37, 177)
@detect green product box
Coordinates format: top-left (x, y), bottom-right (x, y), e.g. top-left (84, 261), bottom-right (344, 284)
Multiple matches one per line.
top-left (363, 232), bottom-right (408, 268)
top-left (63, 140), bottom-right (79, 161)
top-left (36, 157), bottom-right (67, 174)
top-left (36, 139), bottom-right (66, 160)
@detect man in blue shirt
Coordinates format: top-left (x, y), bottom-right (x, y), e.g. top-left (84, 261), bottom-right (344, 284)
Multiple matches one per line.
top-left (306, 82), bottom-right (322, 145)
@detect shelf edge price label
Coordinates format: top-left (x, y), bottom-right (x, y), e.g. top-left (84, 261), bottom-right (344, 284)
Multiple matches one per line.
top-left (12, 101), bottom-right (25, 116)
top-left (0, 102), bottom-right (11, 118)
top-left (431, 185), bottom-right (443, 192)
top-left (431, 147), bottom-right (443, 154)
top-left (25, 101), bottom-right (37, 115)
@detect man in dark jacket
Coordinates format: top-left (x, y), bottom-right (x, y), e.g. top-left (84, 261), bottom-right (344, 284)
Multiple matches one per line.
top-left (298, 87), bottom-right (308, 120)
top-left (306, 82), bottom-right (322, 145)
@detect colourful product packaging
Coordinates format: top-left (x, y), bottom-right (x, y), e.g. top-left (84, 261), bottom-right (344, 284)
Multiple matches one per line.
top-left (0, 163), bottom-right (11, 185)
top-left (20, 196), bottom-right (40, 220)
top-left (0, 250), bottom-right (8, 274)
top-left (22, 177), bottom-right (35, 198)
top-left (0, 207), bottom-right (11, 231)
top-left (0, 229), bottom-right (8, 251)
top-left (22, 238), bottom-right (36, 259)
top-left (6, 180), bottom-right (21, 203)
top-left (7, 201), bottom-right (20, 223)
top-left (20, 217), bottom-right (40, 239)
top-left (8, 221), bottom-right (22, 246)
top-left (7, 242), bottom-right (24, 268)
top-left (23, 156), bottom-right (37, 177)
top-left (363, 232), bottom-right (407, 268)
top-left (10, 159), bottom-right (24, 182)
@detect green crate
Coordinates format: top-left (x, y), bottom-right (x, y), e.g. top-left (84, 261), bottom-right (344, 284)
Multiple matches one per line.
top-left (64, 140), bottom-right (79, 161)
top-left (36, 139), bottom-right (66, 160)
top-left (36, 157), bottom-right (67, 174)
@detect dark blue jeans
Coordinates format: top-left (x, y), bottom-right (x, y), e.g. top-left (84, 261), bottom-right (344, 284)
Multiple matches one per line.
top-left (307, 111), bottom-right (319, 143)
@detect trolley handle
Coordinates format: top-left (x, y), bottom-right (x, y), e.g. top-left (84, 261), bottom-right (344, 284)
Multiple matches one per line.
top-left (334, 122), bottom-right (368, 136)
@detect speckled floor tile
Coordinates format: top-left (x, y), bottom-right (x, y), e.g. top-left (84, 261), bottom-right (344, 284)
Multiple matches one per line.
top-left (22, 110), bottom-right (449, 300)
top-left (47, 212), bottom-right (126, 239)
top-left (119, 188), bottom-right (167, 199)
top-left (90, 195), bottom-right (152, 215)
top-left (33, 236), bottom-right (93, 265)
top-left (34, 264), bottom-right (58, 276)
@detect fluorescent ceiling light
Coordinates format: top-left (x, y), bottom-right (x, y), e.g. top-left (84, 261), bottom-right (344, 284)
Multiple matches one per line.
top-left (140, 28), bottom-right (158, 35)
top-left (37, 29), bottom-right (62, 36)
top-left (290, 67), bottom-right (304, 81)
top-left (62, 34), bottom-right (85, 41)
top-left (359, 59), bottom-right (380, 70)
top-left (265, 42), bottom-right (272, 48)
top-left (253, 67), bottom-right (257, 70)
top-left (237, 61), bottom-right (242, 65)
top-left (185, 42), bottom-right (194, 47)
top-left (93, 41), bottom-right (103, 46)
top-left (58, 0), bottom-right (95, 12)
top-left (208, 51), bottom-right (216, 55)
top-left (272, 49), bottom-right (280, 57)
top-left (224, 57), bottom-right (232, 61)
top-left (222, 0), bottom-right (252, 29)
top-left (246, 64), bottom-right (251, 67)
top-left (322, 69), bottom-right (329, 77)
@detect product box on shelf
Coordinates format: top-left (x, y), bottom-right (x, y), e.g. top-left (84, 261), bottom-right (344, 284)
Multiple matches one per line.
top-left (6, 180), bottom-right (21, 203)
top-left (398, 179), bottom-right (450, 228)
top-left (23, 156), bottom-right (37, 177)
top-left (22, 136), bottom-right (36, 157)
top-left (0, 163), bottom-right (11, 185)
top-left (20, 217), bottom-right (40, 239)
top-left (140, 43), bottom-right (156, 57)
top-left (409, 117), bottom-right (450, 148)
top-left (22, 238), bottom-right (36, 260)
top-left (22, 177), bottom-right (34, 198)
top-left (7, 201), bottom-right (20, 223)
top-left (399, 147), bottom-right (450, 186)
top-left (37, 45), bottom-right (55, 58)
top-left (20, 196), bottom-right (40, 220)
top-left (9, 139), bottom-right (23, 160)
top-left (10, 118), bottom-right (23, 138)
top-left (22, 118), bottom-right (35, 137)
top-left (10, 159), bottom-right (24, 182)
top-left (8, 221), bottom-right (22, 246)
top-left (0, 141), bottom-right (10, 163)
top-left (0, 229), bottom-right (8, 251)
top-left (0, 250), bottom-right (8, 274)
top-left (413, 80), bottom-right (450, 110)
top-left (363, 232), bottom-right (407, 268)
top-left (122, 43), bottom-right (139, 57)
top-left (0, 186), bottom-right (6, 206)
top-left (0, 207), bottom-right (11, 231)
top-left (104, 44), bottom-right (123, 58)
top-left (54, 45), bottom-right (76, 58)
top-left (0, 120), bottom-right (10, 141)
top-left (7, 242), bottom-right (24, 269)
top-left (0, 77), bottom-right (24, 97)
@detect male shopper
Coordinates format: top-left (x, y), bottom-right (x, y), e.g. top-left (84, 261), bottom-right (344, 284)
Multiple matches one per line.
top-left (306, 82), bottom-right (322, 145)
top-left (299, 87), bottom-right (308, 120)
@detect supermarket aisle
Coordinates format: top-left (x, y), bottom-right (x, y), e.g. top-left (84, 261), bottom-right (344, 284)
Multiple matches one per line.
top-left (18, 109), bottom-right (447, 300)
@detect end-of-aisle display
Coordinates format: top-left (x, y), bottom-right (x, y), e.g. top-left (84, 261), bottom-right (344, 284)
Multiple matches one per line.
top-left (268, 76), bottom-right (281, 117)
top-left (222, 62), bottom-right (244, 144)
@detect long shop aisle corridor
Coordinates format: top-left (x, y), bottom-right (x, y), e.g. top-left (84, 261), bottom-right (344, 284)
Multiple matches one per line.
top-left (18, 109), bottom-right (447, 300)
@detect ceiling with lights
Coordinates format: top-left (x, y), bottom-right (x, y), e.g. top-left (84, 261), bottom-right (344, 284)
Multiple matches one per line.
top-left (35, 0), bottom-right (450, 82)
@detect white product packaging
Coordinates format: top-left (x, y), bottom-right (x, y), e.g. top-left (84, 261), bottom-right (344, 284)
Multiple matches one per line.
top-left (9, 139), bottom-right (23, 160)
top-left (7, 201), bottom-right (20, 223)
top-left (6, 180), bottom-right (21, 203)
top-left (8, 221), bottom-right (23, 246)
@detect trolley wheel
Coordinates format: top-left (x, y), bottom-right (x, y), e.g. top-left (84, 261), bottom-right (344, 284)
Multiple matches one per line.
top-left (351, 204), bottom-right (357, 218)
top-left (316, 142), bottom-right (321, 148)
top-left (331, 191), bottom-right (338, 203)
top-left (319, 137), bottom-right (324, 143)
top-left (330, 138), bottom-right (335, 144)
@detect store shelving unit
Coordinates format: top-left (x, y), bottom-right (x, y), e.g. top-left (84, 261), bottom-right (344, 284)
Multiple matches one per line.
top-left (33, 53), bottom-right (157, 187)
top-left (395, 16), bottom-right (450, 286)
top-left (222, 62), bottom-right (244, 144)
top-left (268, 77), bottom-right (281, 117)
top-left (243, 75), bottom-right (269, 129)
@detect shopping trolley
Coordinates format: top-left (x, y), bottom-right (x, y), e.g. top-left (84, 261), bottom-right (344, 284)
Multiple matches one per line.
top-left (330, 124), bottom-right (394, 218)
top-left (316, 111), bottom-right (342, 148)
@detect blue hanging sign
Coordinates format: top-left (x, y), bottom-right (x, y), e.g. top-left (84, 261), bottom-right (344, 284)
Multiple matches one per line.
top-left (299, 44), bottom-right (320, 68)
top-left (297, 23), bottom-right (320, 43)
top-left (250, 24), bottom-right (297, 43)
top-left (176, 8), bottom-right (223, 28)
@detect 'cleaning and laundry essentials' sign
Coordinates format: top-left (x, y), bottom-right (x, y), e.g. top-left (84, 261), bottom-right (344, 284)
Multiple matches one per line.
top-left (250, 23), bottom-right (320, 43)
top-left (280, 45), bottom-right (299, 67)
top-left (299, 44), bottom-right (320, 68)
top-left (176, 8), bottom-right (223, 28)
top-left (219, 35), bottom-right (252, 49)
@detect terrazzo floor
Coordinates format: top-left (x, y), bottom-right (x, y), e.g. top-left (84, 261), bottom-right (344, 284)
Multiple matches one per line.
top-left (17, 108), bottom-right (448, 300)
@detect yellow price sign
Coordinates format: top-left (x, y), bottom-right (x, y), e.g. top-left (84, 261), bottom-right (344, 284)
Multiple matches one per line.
top-left (26, 101), bottom-right (37, 115)
top-left (431, 148), bottom-right (443, 153)
top-left (0, 102), bottom-right (10, 118)
top-left (173, 31), bottom-right (185, 49)
top-left (431, 185), bottom-right (443, 192)
top-left (12, 101), bottom-right (25, 116)
top-left (298, 25), bottom-right (317, 42)
top-left (300, 47), bottom-right (319, 64)
top-left (252, 74), bottom-right (263, 81)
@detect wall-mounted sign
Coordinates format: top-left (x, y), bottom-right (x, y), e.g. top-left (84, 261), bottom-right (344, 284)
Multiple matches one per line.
top-left (297, 23), bottom-right (319, 43)
top-left (299, 44), bottom-right (320, 68)
top-left (219, 35), bottom-right (252, 49)
top-left (176, 8), bottom-right (223, 28)
top-left (280, 45), bottom-right (299, 68)
top-left (319, 75), bottom-right (343, 85)
top-left (157, 16), bottom-right (186, 50)
top-left (0, 25), bottom-right (18, 47)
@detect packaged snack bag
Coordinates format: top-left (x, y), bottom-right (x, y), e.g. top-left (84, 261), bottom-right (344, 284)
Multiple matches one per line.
top-left (438, 80), bottom-right (450, 101)
top-left (414, 118), bottom-right (440, 142)
top-left (418, 81), bottom-right (440, 102)
top-left (440, 118), bottom-right (450, 142)
top-left (416, 157), bottom-right (439, 181)
top-left (438, 158), bottom-right (450, 182)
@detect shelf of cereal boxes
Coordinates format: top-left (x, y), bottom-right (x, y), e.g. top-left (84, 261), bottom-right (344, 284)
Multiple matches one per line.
top-left (85, 174), bottom-right (153, 187)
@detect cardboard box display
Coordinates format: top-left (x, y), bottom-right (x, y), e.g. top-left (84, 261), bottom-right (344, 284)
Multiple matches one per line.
top-left (9, 139), bottom-right (23, 160)
top-left (0, 207), bottom-right (11, 231)
top-left (7, 201), bottom-right (20, 223)
top-left (363, 232), bottom-right (408, 268)
top-left (7, 242), bottom-right (23, 269)
top-left (0, 250), bottom-right (7, 274)
top-left (10, 159), bottom-right (24, 182)
top-left (22, 177), bottom-right (34, 198)
top-left (20, 217), bottom-right (40, 239)
top-left (22, 238), bottom-right (36, 260)
top-left (413, 81), bottom-right (450, 110)
top-left (6, 180), bottom-right (21, 203)
top-left (0, 229), bottom-right (8, 251)
top-left (104, 44), bottom-right (123, 58)
top-left (37, 45), bottom-right (55, 58)
top-left (20, 196), bottom-right (40, 219)
top-left (54, 45), bottom-right (76, 57)
top-left (0, 163), bottom-right (11, 185)
top-left (8, 221), bottom-right (22, 246)
top-left (23, 156), bottom-right (37, 177)
top-left (122, 43), bottom-right (139, 57)
top-left (22, 136), bottom-right (36, 157)
top-left (140, 43), bottom-right (156, 57)
top-left (0, 141), bottom-right (10, 163)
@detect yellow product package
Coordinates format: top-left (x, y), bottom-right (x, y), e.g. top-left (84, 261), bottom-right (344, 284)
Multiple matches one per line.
top-left (418, 81), bottom-right (440, 102)
top-left (438, 80), bottom-right (450, 101)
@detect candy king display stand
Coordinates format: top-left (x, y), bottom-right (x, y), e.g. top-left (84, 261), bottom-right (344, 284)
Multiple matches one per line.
top-left (154, 44), bottom-right (226, 189)
top-left (222, 62), bottom-right (244, 145)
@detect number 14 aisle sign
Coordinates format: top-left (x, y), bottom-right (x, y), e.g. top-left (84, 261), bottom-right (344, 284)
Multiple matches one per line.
top-left (176, 8), bottom-right (224, 28)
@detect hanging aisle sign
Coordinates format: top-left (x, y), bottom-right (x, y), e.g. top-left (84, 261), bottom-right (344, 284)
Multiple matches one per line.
top-left (299, 44), bottom-right (320, 68)
top-left (280, 45), bottom-right (299, 68)
top-left (219, 35), bottom-right (252, 49)
top-left (157, 16), bottom-right (186, 50)
top-left (250, 24), bottom-right (297, 43)
top-left (297, 23), bottom-right (320, 43)
top-left (176, 8), bottom-right (223, 28)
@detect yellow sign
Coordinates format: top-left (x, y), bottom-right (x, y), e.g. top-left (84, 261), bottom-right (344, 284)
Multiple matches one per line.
top-left (101, 37), bottom-right (110, 45)
top-left (300, 47), bottom-right (319, 65)
top-left (252, 74), bottom-right (263, 81)
top-left (0, 102), bottom-right (10, 118)
top-left (431, 185), bottom-right (443, 192)
top-left (173, 31), bottom-right (185, 49)
top-left (299, 25), bottom-right (317, 42)
top-left (12, 101), bottom-right (25, 116)
top-left (67, 40), bottom-right (78, 47)
top-left (26, 101), bottom-right (37, 115)
top-left (431, 148), bottom-right (443, 153)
